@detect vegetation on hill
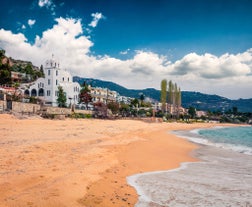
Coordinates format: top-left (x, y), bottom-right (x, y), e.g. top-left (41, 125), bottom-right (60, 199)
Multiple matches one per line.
top-left (0, 49), bottom-right (44, 85)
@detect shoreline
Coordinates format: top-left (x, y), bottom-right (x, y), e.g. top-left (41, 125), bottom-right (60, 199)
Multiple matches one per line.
top-left (128, 145), bottom-right (252, 207)
top-left (127, 125), bottom-right (252, 207)
top-left (80, 123), bottom-right (237, 207)
top-left (79, 126), bottom-right (199, 207)
top-left (0, 114), bottom-right (236, 207)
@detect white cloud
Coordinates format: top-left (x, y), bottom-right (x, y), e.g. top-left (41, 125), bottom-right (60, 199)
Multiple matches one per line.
top-left (170, 52), bottom-right (251, 79)
top-left (28, 19), bottom-right (36, 27)
top-left (22, 24), bottom-right (26, 29)
top-left (38, 0), bottom-right (52, 7)
top-left (0, 17), bottom-right (251, 99)
top-left (120, 48), bottom-right (130, 55)
top-left (38, 0), bottom-right (56, 15)
top-left (88, 12), bottom-right (104, 28)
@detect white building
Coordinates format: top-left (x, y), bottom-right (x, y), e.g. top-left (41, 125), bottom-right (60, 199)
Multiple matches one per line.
top-left (22, 56), bottom-right (80, 107)
top-left (90, 87), bottom-right (117, 104)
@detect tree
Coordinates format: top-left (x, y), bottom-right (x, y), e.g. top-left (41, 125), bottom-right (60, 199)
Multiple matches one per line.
top-left (167, 80), bottom-right (182, 118)
top-left (188, 106), bottom-right (196, 119)
top-left (79, 82), bottom-right (92, 110)
top-left (0, 69), bottom-right (11, 84)
top-left (0, 49), bottom-right (5, 59)
top-left (139, 93), bottom-right (145, 107)
top-left (119, 103), bottom-right (130, 117)
top-left (160, 79), bottom-right (167, 113)
top-left (57, 86), bottom-right (67, 107)
top-left (168, 80), bottom-right (173, 106)
top-left (232, 106), bottom-right (238, 115)
top-left (107, 101), bottom-right (119, 115)
top-left (40, 65), bottom-right (44, 77)
top-left (130, 98), bottom-right (139, 108)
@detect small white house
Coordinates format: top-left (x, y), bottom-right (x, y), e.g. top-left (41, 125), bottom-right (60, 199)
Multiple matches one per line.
top-left (23, 56), bottom-right (80, 107)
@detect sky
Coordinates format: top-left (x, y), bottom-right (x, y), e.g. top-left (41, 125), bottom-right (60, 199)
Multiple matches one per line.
top-left (0, 0), bottom-right (252, 99)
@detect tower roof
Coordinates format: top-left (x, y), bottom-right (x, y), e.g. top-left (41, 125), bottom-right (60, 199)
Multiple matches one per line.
top-left (45, 54), bottom-right (60, 69)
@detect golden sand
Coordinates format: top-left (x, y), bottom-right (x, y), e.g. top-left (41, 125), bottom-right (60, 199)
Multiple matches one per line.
top-left (0, 114), bottom-right (229, 207)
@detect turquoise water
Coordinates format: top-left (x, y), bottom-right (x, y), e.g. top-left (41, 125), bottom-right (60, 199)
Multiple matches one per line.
top-left (197, 126), bottom-right (252, 154)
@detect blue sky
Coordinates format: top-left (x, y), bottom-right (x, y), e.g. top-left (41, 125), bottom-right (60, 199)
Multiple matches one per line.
top-left (1, 0), bottom-right (252, 99)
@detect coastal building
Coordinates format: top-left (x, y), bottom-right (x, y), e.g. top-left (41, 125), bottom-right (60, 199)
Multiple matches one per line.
top-left (90, 87), bottom-right (117, 104)
top-left (22, 56), bottom-right (80, 107)
top-left (196, 110), bottom-right (207, 118)
top-left (116, 95), bottom-right (132, 104)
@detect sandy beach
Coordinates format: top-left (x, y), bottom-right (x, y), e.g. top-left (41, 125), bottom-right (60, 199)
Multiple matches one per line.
top-left (0, 114), bottom-right (231, 207)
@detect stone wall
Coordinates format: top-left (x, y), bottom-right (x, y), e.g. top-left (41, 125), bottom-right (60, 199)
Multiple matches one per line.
top-left (74, 109), bottom-right (93, 115)
top-left (0, 100), bottom-right (5, 112)
top-left (12, 102), bottom-right (40, 114)
top-left (0, 100), bottom-right (94, 116)
top-left (41, 106), bottom-right (93, 116)
top-left (43, 106), bottom-right (72, 115)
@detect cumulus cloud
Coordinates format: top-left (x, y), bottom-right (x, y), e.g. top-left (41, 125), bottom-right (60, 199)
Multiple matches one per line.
top-left (0, 17), bottom-right (251, 99)
top-left (170, 52), bottom-right (251, 79)
top-left (28, 19), bottom-right (36, 27)
top-left (88, 12), bottom-right (104, 28)
top-left (22, 24), bottom-right (26, 29)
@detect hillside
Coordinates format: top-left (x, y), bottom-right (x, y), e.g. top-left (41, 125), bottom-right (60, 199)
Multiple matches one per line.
top-left (73, 76), bottom-right (252, 112)
top-left (0, 49), bottom-right (42, 84)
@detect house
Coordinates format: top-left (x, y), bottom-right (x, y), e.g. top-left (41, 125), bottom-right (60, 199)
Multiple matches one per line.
top-left (11, 71), bottom-right (25, 83)
top-left (22, 55), bottom-right (81, 107)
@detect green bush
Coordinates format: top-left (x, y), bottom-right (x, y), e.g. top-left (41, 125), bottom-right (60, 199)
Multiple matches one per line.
top-left (70, 113), bottom-right (92, 119)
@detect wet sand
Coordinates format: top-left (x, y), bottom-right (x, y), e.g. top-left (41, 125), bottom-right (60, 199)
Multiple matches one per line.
top-left (128, 146), bottom-right (252, 207)
top-left (0, 114), bottom-right (229, 207)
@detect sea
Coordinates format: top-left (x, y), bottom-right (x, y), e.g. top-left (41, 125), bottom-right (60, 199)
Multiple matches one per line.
top-left (127, 126), bottom-right (252, 207)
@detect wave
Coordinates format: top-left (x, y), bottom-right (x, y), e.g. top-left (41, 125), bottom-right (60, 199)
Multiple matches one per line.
top-left (173, 127), bottom-right (252, 155)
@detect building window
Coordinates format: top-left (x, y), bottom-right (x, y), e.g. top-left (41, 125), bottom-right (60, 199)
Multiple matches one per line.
top-left (47, 90), bottom-right (51, 96)
top-left (56, 80), bottom-right (58, 85)
top-left (56, 70), bottom-right (58, 76)
top-left (62, 77), bottom-right (64, 81)
top-left (48, 70), bottom-right (50, 75)
top-left (68, 77), bottom-right (69, 82)
top-left (31, 89), bottom-right (37, 96)
top-left (48, 79), bottom-right (51, 85)
top-left (55, 91), bottom-right (58, 97)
